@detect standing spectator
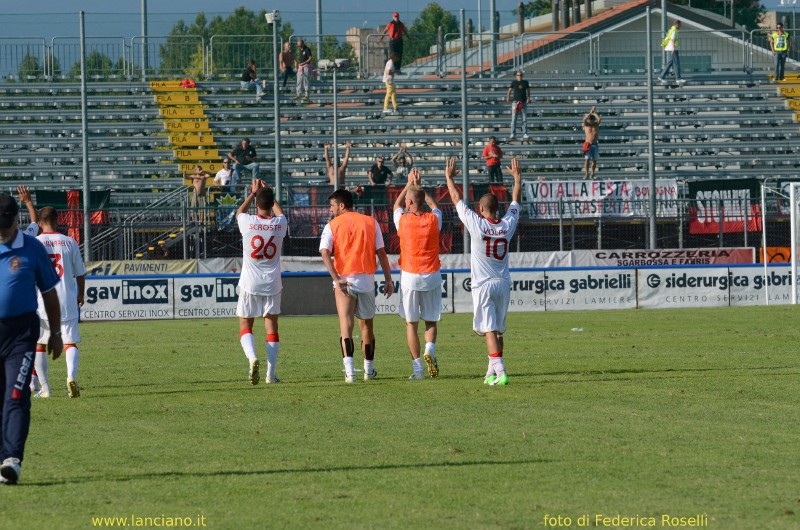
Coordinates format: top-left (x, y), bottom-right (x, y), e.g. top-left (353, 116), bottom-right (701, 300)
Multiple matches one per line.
top-left (229, 138), bottom-right (260, 186)
top-left (187, 165), bottom-right (211, 223)
top-left (32, 207), bottom-right (86, 399)
top-left (0, 192), bottom-right (62, 485)
top-left (506, 70), bottom-right (531, 141)
top-left (368, 155), bottom-right (393, 186)
top-left (382, 54), bottom-right (399, 114)
top-left (382, 12), bottom-right (409, 74)
top-left (294, 39), bottom-right (314, 101)
top-left (391, 145), bottom-right (414, 180)
top-left (325, 142), bottom-right (352, 188)
top-left (444, 157), bottom-right (522, 386)
top-left (393, 168), bottom-right (442, 380)
top-left (212, 158), bottom-right (236, 193)
top-left (240, 59), bottom-right (267, 100)
top-left (279, 42), bottom-right (296, 89)
top-left (582, 106), bottom-right (602, 180)
top-left (769, 23), bottom-right (791, 82)
top-left (319, 189), bottom-right (394, 383)
top-left (658, 20), bottom-right (685, 85)
top-left (236, 180), bottom-right (288, 385)
top-left (482, 136), bottom-right (504, 183)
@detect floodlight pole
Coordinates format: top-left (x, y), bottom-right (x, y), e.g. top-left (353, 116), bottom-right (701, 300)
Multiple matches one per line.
top-left (141, 0), bottom-right (148, 80)
top-left (80, 11), bottom-right (91, 262)
top-left (270, 11), bottom-right (283, 200)
top-left (646, 7), bottom-right (657, 250)
top-left (460, 10), bottom-right (470, 255)
top-left (791, 184), bottom-right (798, 304)
top-left (332, 65), bottom-right (339, 185)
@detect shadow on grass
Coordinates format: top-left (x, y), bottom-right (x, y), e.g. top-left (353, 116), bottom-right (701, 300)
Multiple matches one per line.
top-left (25, 458), bottom-right (554, 486)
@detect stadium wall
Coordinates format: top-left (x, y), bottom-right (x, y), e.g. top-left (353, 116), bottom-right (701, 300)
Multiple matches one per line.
top-left (79, 264), bottom-right (795, 322)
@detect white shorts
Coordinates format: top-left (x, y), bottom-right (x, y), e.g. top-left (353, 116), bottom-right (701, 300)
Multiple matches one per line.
top-left (471, 280), bottom-right (510, 335)
top-left (237, 291), bottom-right (282, 318)
top-left (350, 289), bottom-right (377, 320)
top-left (39, 317), bottom-right (81, 344)
top-left (399, 287), bottom-right (442, 323)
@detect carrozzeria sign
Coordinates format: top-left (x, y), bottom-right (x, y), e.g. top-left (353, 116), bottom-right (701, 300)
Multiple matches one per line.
top-left (79, 265), bottom-right (797, 321)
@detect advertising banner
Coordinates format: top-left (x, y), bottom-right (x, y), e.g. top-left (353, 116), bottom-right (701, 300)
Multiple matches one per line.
top-left (523, 179), bottom-right (679, 220)
top-left (173, 276), bottom-right (239, 319)
top-left (373, 273), bottom-right (453, 316)
top-left (687, 179), bottom-right (762, 234)
top-left (724, 267), bottom-right (794, 306)
top-left (86, 260), bottom-right (197, 276)
top-left (583, 248), bottom-right (754, 267)
top-left (638, 268), bottom-right (737, 309)
top-left (82, 277), bottom-right (173, 321)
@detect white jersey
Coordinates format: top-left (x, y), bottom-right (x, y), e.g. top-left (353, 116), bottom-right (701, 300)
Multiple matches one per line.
top-left (36, 231), bottom-right (87, 322)
top-left (23, 222), bottom-right (39, 237)
top-left (237, 212), bottom-right (288, 296)
top-left (214, 168), bottom-right (234, 187)
top-left (456, 200), bottom-right (520, 288)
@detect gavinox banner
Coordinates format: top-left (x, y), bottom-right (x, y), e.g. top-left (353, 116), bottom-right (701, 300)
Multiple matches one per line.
top-left (523, 179), bottom-right (679, 219)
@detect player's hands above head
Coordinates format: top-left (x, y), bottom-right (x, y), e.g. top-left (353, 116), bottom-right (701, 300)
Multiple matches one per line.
top-left (17, 186), bottom-right (31, 203)
top-left (444, 157), bottom-right (459, 180)
top-left (408, 168), bottom-right (420, 186)
top-left (506, 157), bottom-right (522, 180)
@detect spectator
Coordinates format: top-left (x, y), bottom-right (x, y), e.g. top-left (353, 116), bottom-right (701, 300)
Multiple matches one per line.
top-left (319, 188), bottom-right (394, 383)
top-left (382, 12), bottom-right (409, 74)
top-left (279, 42), bottom-right (296, 89)
top-left (582, 106), bottom-right (601, 180)
top-left (294, 39), bottom-right (313, 101)
top-left (482, 136), bottom-right (503, 184)
top-left (769, 23), bottom-right (791, 82)
top-left (658, 20), bottom-right (685, 85)
top-left (229, 138), bottom-right (260, 187)
top-left (391, 145), bottom-right (414, 180)
top-left (0, 192), bottom-right (62, 485)
top-left (212, 158), bottom-right (236, 193)
top-left (325, 142), bottom-right (352, 189)
top-left (368, 155), bottom-right (393, 186)
top-left (506, 70), bottom-right (531, 141)
top-left (382, 54), bottom-right (399, 114)
top-left (240, 59), bottom-right (267, 100)
top-left (187, 165), bottom-right (211, 222)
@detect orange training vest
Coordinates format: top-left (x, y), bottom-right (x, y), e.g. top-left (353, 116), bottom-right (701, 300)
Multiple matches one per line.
top-left (398, 212), bottom-right (441, 274)
top-left (329, 211), bottom-right (378, 275)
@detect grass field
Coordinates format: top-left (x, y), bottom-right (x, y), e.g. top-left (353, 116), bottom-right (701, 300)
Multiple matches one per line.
top-left (3, 306), bottom-right (798, 529)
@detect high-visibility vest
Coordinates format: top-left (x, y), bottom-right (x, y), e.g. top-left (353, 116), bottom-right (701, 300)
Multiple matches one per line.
top-left (398, 212), bottom-right (441, 274)
top-left (772, 31), bottom-right (789, 52)
top-left (329, 211), bottom-right (377, 276)
top-left (661, 26), bottom-right (679, 49)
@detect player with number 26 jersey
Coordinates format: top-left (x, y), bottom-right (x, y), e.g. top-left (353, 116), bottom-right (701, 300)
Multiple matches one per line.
top-left (237, 208), bottom-right (287, 296)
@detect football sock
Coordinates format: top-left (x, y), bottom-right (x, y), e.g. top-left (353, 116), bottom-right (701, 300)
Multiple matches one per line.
top-left (343, 356), bottom-right (355, 377)
top-left (363, 341), bottom-right (375, 361)
top-left (34, 345), bottom-right (50, 394)
top-left (364, 359), bottom-right (374, 374)
top-left (341, 337), bottom-right (355, 358)
top-left (424, 342), bottom-right (436, 356)
top-left (240, 329), bottom-right (257, 362)
top-left (30, 369), bottom-right (40, 392)
top-left (266, 333), bottom-right (279, 380)
top-left (412, 358), bottom-right (424, 373)
top-left (489, 352), bottom-right (506, 377)
top-left (65, 344), bottom-right (79, 382)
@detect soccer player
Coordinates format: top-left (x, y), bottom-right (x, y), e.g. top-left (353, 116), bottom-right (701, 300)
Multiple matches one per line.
top-left (34, 207), bottom-right (86, 398)
top-left (393, 168), bottom-right (442, 380)
top-left (236, 180), bottom-right (288, 385)
top-left (319, 189), bottom-right (394, 383)
top-left (444, 156), bottom-right (522, 385)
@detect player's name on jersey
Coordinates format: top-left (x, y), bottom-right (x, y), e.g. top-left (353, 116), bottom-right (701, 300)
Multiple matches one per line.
top-left (175, 149), bottom-right (220, 160)
top-left (170, 135), bottom-right (216, 146)
top-left (155, 93), bottom-right (200, 104)
top-left (160, 107), bottom-right (206, 119)
top-left (786, 99), bottom-right (800, 110)
top-left (179, 163), bottom-right (224, 173)
top-left (150, 80), bottom-right (194, 91)
top-left (778, 86), bottom-right (800, 97)
top-left (165, 121), bottom-right (211, 132)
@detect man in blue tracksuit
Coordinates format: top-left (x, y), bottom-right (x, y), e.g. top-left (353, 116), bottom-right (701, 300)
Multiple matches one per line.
top-left (0, 192), bottom-right (62, 485)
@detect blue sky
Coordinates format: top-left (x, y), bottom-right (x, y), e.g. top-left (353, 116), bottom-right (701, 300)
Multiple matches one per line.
top-left (5, 1), bottom-right (523, 40)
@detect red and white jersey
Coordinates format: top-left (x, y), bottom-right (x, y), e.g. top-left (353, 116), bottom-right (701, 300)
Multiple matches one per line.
top-left (36, 231), bottom-right (87, 322)
top-left (455, 200), bottom-right (520, 287)
top-left (237, 212), bottom-right (288, 296)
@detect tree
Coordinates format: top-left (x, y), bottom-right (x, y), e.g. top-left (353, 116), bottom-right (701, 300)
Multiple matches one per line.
top-left (405, 3), bottom-right (460, 64)
top-left (68, 50), bottom-right (121, 79)
top-left (320, 36), bottom-right (359, 69)
top-left (513, 0), bottom-right (553, 19)
top-left (17, 54), bottom-right (42, 81)
top-left (674, 0), bottom-right (765, 31)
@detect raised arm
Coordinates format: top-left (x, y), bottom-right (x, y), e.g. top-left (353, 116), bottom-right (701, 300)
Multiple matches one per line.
top-left (341, 142), bottom-right (352, 169)
top-left (17, 186), bottom-right (38, 224)
top-left (506, 158), bottom-right (523, 204)
top-left (444, 156), bottom-right (462, 204)
top-left (237, 179), bottom-right (263, 216)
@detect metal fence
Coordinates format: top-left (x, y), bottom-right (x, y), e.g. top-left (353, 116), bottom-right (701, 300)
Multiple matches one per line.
top-left (1, 28), bottom-right (793, 82)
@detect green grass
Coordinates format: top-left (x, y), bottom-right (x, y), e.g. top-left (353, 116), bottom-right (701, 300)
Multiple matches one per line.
top-left (4, 306), bottom-right (799, 529)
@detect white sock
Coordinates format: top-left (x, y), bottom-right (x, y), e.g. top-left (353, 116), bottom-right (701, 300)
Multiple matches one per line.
top-left (424, 342), bottom-right (436, 356)
top-left (66, 345), bottom-right (79, 381)
top-left (364, 359), bottom-right (374, 374)
top-left (240, 332), bottom-right (257, 362)
top-left (34, 348), bottom-right (50, 394)
top-left (266, 340), bottom-right (279, 379)
top-left (343, 356), bottom-right (355, 377)
top-left (489, 356), bottom-right (506, 377)
top-left (412, 358), bottom-right (424, 373)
